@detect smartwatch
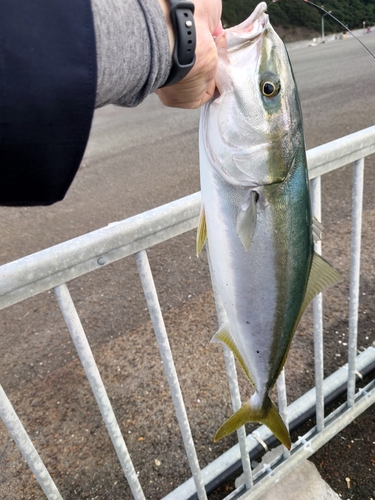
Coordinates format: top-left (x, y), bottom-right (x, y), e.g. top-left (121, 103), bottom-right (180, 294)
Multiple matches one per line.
top-left (161, 0), bottom-right (196, 87)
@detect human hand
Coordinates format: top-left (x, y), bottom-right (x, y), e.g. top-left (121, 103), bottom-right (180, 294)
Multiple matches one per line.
top-left (156, 0), bottom-right (222, 109)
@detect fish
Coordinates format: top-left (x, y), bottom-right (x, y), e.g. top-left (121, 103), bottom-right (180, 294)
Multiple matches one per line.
top-left (197, 2), bottom-right (341, 449)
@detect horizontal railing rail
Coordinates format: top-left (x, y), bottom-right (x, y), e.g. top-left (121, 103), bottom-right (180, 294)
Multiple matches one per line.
top-left (0, 125), bottom-right (375, 500)
top-left (1, 125), bottom-right (374, 309)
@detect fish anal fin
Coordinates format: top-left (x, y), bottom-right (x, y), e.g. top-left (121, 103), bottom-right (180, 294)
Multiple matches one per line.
top-left (214, 394), bottom-right (291, 450)
top-left (301, 252), bottom-right (342, 314)
top-left (236, 191), bottom-right (257, 251)
top-left (196, 205), bottom-right (207, 257)
top-left (211, 324), bottom-right (253, 383)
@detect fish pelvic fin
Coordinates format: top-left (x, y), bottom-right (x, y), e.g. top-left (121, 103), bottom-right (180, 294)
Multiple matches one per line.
top-left (196, 204), bottom-right (207, 257)
top-left (236, 190), bottom-right (258, 251)
top-left (211, 323), bottom-right (254, 385)
top-left (214, 394), bottom-right (291, 450)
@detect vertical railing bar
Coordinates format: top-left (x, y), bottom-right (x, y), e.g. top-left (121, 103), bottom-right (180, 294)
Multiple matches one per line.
top-left (134, 250), bottom-right (208, 500)
top-left (222, 350), bottom-right (253, 490)
top-left (347, 158), bottom-right (365, 407)
top-left (276, 370), bottom-right (290, 459)
top-left (310, 176), bottom-right (325, 432)
top-left (208, 246), bottom-right (253, 489)
top-left (53, 284), bottom-right (145, 500)
top-left (0, 385), bottom-right (63, 500)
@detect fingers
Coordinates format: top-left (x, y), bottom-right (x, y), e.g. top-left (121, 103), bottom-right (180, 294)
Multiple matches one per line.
top-left (213, 21), bottom-right (224, 37)
top-left (156, 38), bottom-right (217, 109)
top-left (157, 0), bottom-right (222, 109)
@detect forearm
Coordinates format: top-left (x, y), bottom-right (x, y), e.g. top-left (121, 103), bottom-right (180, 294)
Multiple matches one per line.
top-left (92, 0), bottom-right (173, 108)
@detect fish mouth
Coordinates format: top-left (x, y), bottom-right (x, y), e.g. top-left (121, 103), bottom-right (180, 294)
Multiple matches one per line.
top-left (222, 2), bottom-right (268, 53)
top-left (213, 4), bottom-right (269, 96)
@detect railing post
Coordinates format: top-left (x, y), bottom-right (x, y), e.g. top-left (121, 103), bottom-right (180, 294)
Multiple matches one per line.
top-left (134, 250), bottom-right (208, 500)
top-left (54, 284), bottom-right (146, 500)
top-left (208, 245), bottom-right (253, 490)
top-left (347, 158), bottom-right (365, 407)
top-left (310, 176), bottom-right (325, 432)
top-left (0, 385), bottom-right (63, 500)
top-left (276, 370), bottom-right (290, 459)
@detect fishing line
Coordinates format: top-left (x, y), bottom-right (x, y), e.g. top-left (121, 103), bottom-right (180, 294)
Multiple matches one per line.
top-left (302, 0), bottom-right (375, 60)
top-left (267, 0), bottom-right (375, 60)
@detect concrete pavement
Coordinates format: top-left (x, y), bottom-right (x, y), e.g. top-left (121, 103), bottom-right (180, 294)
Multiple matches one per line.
top-left (235, 448), bottom-right (341, 499)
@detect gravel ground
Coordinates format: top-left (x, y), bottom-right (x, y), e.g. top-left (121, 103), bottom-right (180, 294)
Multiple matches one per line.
top-left (0, 32), bottom-right (375, 500)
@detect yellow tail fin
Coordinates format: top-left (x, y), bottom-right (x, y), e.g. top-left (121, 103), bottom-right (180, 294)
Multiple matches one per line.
top-left (214, 394), bottom-right (291, 450)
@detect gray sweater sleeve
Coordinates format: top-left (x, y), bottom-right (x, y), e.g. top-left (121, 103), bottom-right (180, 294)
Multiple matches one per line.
top-left (92, 0), bottom-right (171, 108)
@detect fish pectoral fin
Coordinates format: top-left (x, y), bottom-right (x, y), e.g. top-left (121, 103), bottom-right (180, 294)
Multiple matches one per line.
top-left (211, 323), bottom-right (253, 383)
top-left (302, 252), bottom-right (342, 313)
top-left (214, 394), bottom-right (291, 450)
top-left (196, 204), bottom-right (207, 257)
top-left (312, 216), bottom-right (324, 243)
top-left (236, 191), bottom-right (258, 251)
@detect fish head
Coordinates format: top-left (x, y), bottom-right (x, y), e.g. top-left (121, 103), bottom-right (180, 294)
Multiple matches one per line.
top-left (202, 2), bottom-right (303, 188)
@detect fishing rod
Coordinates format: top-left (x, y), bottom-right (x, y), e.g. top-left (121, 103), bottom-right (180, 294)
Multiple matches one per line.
top-left (303, 0), bottom-right (375, 59)
top-left (269, 0), bottom-right (375, 60)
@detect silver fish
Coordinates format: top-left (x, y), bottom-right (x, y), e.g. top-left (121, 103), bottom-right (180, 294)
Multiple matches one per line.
top-left (197, 2), bottom-right (341, 448)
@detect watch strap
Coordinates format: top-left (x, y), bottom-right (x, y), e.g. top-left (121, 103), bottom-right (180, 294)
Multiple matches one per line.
top-left (161, 0), bottom-right (196, 87)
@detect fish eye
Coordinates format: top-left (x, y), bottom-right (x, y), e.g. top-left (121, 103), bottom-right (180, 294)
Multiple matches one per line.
top-left (262, 82), bottom-right (276, 96)
top-left (260, 74), bottom-right (280, 98)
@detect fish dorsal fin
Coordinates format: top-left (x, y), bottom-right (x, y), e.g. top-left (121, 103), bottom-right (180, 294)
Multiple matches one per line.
top-left (312, 216), bottom-right (324, 243)
top-left (301, 252), bottom-right (342, 314)
top-left (211, 323), bottom-right (253, 384)
top-left (196, 204), bottom-right (207, 257)
top-left (236, 191), bottom-right (257, 251)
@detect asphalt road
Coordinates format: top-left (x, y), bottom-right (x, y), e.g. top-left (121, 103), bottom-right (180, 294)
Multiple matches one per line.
top-left (1, 31), bottom-right (375, 500)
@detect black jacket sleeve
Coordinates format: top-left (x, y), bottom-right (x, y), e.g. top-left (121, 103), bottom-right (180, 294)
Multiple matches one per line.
top-left (0, 0), bottom-right (97, 206)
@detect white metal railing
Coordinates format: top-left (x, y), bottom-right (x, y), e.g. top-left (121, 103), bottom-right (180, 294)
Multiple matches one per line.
top-left (1, 126), bottom-right (375, 499)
